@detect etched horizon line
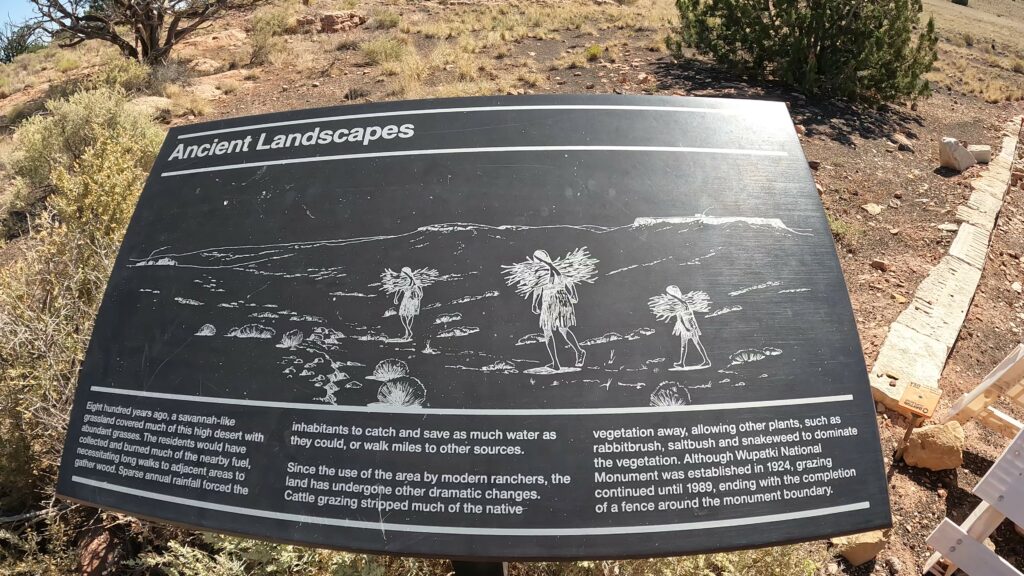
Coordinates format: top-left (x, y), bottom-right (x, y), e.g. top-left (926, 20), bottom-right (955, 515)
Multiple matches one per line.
top-left (130, 217), bottom-right (806, 264)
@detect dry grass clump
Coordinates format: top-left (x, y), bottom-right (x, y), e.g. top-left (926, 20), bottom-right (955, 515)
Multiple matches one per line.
top-left (368, 7), bottom-right (401, 29)
top-left (162, 84), bottom-right (212, 116)
top-left (360, 34), bottom-right (410, 65)
top-left (217, 78), bottom-right (241, 94)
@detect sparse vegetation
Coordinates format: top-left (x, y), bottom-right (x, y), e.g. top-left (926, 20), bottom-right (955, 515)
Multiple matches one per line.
top-left (584, 44), bottom-right (604, 61)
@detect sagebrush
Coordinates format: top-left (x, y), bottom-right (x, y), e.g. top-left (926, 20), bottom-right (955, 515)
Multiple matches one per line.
top-left (0, 88), bottom-right (162, 513)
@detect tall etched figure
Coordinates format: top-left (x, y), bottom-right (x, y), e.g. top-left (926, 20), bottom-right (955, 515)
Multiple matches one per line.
top-left (649, 286), bottom-right (711, 371)
top-left (503, 248), bottom-right (598, 372)
top-left (381, 267), bottom-right (439, 340)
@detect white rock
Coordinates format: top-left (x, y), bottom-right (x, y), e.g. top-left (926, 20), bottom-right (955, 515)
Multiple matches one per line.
top-left (939, 137), bottom-right (977, 172)
top-left (968, 144), bottom-right (992, 163)
top-left (936, 222), bottom-right (959, 232)
top-left (862, 203), bottom-right (883, 216)
top-left (1012, 281), bottom-right (1022, 294)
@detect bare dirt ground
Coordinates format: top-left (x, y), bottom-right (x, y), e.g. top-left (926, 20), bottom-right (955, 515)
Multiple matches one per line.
top-left (2, 0), bottom-right (1024, 573)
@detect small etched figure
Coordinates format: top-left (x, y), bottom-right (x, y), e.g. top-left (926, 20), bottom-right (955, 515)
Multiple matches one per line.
top-left (649, 285), bottom-right (711, 371)
top-left (380, 266), bottom-right (439, 341)
top-left (503, 248), bottom-right (598, 373)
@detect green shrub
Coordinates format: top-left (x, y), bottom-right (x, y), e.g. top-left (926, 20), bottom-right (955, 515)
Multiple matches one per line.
top-left (670, 0), bottom-right (939, 101)
top-left (93, 55), bottom-right (152, 92)
top-left (0, 90), bottom-right (161, 510)
top-left (10, 88), bottom-right (161, 198)
top-left (584, 44), bottom-right (604, 61)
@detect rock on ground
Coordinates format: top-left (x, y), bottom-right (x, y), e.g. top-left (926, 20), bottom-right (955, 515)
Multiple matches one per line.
top-left (186, 57), bottom-right (221, 75)
top-left (903, 421), bottom-right (965, 471)
top-left (939, 137), bottom-right (977, 172)
top-left (831, 529), bottom-right (890, 566)
top-left (968, 144), bottom-right (992, 164)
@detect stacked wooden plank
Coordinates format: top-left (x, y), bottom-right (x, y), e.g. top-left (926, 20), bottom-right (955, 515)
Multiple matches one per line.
top-left (924, 429), bottom-right (1024, 575)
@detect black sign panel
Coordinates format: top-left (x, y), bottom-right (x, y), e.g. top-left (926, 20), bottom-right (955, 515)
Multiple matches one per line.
top-left (57, 95), bottom-right (891, 560)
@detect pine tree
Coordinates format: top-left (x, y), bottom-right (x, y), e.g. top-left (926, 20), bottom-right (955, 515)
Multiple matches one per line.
top-left (670, 0), bottom-right (938, 102)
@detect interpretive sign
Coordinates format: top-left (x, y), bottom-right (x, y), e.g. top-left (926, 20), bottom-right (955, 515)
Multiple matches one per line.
top-left (57, 95), bottom-right (891, 559)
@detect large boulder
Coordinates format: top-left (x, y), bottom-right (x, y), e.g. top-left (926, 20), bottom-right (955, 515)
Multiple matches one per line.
top-left (939, 137), bottom-right (977, 172)
top-left (831, 529), bottom-right (890, 566)
top-left (903, 421), bottom-right (965, 471)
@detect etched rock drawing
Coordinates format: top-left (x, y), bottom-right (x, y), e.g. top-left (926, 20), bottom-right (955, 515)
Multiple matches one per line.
top-left (649, 286), bottom-right (711, 371)
top-left (503, 248), bottom-right (598, 374)
top-left (380, 267), bottom-right (439, 341)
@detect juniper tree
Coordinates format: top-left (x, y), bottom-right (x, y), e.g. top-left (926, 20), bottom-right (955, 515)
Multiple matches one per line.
top-left (30, 0), bottom-right (265, 64)
top-left (670, 0), bottom-right (938, 102)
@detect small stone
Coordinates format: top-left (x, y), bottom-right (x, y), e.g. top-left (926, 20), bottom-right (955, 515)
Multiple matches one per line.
top-left (892, 293), bottom-right (907, 304)
top-left (885, 140), bottom-right (899, 153)
top-left (889, 228), bottom-right (900, 235)
top-left (862, 203), bottom-right (883, 216)
top-left (831, 529), bottom-right (890, 566)
top-left (889, 198), bottom-right (902, 208)
top-left (903, 421), bottom-right (965, 471)
top-left (937, 488), bottom-right (947, 498)
top-left (815, 182), bottom-right (824, 196)
top-left (870, 259), bottom-right (891, 272)
top-left (573, 71), bottom-right (583, 76)
top-left (585, 82), bottom-right (595, 90)
top-left (885, 557), bottom-right (901, 575)
top-left (1012, 281), bottom-right (1022, 294)
top-left (795, 124), bottom-right (806, 136)
top-left (936, 222), bottom-right (959, 232)
top-left (876, 402), bottom-right (886, 414)
top-left (808, 159), bottom-right (821, 170)
top-left (893, 191), bottom-right (903, 199)
top-left (311, 81), bottom-right (320, 87)
top-left (892, 133), bottom-right (915, 152)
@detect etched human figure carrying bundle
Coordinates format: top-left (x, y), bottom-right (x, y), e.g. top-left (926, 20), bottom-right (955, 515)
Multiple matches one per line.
top-left (380, 266), bottom-right (439, 341)
top-left (649, 285), bottom-right (711, 371)
top-left (503, 248), bottom-right (598, 373)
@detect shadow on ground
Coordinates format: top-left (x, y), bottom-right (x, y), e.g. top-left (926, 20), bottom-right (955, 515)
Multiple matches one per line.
top-left (651, 55), bottom-right (926, 147)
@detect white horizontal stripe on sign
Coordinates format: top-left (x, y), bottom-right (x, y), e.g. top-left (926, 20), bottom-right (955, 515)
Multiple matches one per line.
top-left (176, 104), bottom-right (768, 140)
top-left (72, 476), bottom-right (869, 536)
top-left (160, 145), bottom-right (787, 177)
top-left (89, 386), bottom-right (852, 415)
